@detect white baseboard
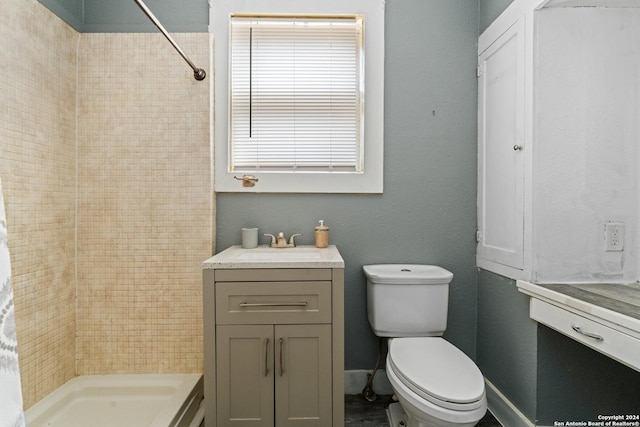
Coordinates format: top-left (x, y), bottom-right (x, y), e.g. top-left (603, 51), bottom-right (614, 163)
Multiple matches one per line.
top-left (485, 377), bottom-right (538, 427)
top-left (344, 369), bottom-right (393, 395)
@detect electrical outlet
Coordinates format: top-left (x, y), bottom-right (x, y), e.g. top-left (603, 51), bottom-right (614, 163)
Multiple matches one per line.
top-left (604, 222), bottom-right (624, 251)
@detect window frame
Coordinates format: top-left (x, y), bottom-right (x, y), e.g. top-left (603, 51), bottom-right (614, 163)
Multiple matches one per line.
top-left (212, 0), bottom-right (385, 193)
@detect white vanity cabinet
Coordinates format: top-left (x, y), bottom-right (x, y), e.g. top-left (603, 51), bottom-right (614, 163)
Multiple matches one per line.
top-left (203, 246), bottom-right (345, 427)
top-left (477, 0), bottom-right (640, 282)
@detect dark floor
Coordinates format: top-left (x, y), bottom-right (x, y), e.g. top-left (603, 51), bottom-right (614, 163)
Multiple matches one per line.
top-left (345, 394), bottom-right (502, 426)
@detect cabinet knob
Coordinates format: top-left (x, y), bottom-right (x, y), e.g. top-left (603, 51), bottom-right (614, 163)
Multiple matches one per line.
top-left (513, 145), bottom-right (523, 151)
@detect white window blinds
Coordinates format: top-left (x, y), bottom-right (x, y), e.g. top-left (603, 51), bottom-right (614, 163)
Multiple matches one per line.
top-left (229, 16), bottom-right (364, 172)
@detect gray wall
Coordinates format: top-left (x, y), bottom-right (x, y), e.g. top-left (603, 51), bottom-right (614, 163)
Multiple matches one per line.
top-left (537, 326), bottom-right (640, 425)
top-left (479, 0), bottom-right (515, 33)
top-left (38, 0), bottom-right (208, 32)
top-left (37, 0), bottom-right (83, 31)
top-left (41, 0), bottom-right (511, 34)
top-left (477, 269), bottom-right (537, 421)
top-left (216, 0), bottom-right (480, 369)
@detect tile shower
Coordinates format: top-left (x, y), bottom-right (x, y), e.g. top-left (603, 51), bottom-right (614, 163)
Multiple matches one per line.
top-left (0, 0), bottom-right (213, 409)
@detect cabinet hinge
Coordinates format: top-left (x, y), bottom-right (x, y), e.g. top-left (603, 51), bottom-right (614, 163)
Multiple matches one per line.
top-left (476, 65), bottom-right (482, 78)
top-left (476, 230), bottom-right (482, 242)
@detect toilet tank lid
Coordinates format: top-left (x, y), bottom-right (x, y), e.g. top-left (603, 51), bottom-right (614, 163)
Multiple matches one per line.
top-left (363, 264), bottom-right (453, 285)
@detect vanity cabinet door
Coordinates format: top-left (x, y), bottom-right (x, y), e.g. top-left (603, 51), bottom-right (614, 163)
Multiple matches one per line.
top-left (216, 325), bottom-right (274, 427)
top-left (275, 324), bottom-right (332, 427)
top-left (216, 324), bottom-right (332, 427)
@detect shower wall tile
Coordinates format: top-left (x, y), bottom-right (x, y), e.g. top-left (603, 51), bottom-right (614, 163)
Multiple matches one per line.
top-left (2, 0), bottom-right (212, 408)
top-left (76, 33), bottom-right (212, 375)
top-left (0, 0), bottom-right (78, 408)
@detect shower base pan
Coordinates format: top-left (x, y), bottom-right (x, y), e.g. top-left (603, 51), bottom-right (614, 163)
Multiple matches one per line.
top-left (26, 373), bottom-right (204, 427)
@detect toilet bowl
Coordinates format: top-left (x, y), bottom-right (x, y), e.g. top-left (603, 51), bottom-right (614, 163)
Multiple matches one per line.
top-left (363, 264), bottom-right (487, 427)
top-left (386, 337), bottom-right (487, 427)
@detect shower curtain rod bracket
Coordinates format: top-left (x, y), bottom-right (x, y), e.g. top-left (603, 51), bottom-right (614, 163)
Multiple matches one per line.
top-left (194, 68), bottom-right (206, 81)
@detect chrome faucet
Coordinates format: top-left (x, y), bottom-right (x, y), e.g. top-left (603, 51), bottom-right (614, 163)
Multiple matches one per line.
top-left (264, 232), bottom-right (303, 248)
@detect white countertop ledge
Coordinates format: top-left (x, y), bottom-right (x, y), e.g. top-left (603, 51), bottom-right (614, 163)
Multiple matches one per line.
top-left (203, 245), bottom-right (345, 269)
top-left (518, 280), bottom-right (640, 372)
top-left (517, 280), bottom-right (640, 339)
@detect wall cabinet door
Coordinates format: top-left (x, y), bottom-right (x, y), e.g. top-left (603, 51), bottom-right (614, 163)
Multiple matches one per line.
top-left (216, 324), bottom-right (332, 427)
top-left (477, 17), bottom-right (525, 271)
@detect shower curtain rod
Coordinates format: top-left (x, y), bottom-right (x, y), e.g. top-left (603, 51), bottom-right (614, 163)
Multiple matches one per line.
top-left (133, 0), bottom-right (206, 81)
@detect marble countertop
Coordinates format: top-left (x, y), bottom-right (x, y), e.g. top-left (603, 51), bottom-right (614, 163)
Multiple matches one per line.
top-left (517, 280), bottom-right (640, 336)
top-left (203, 245), bottom-right (345, 269)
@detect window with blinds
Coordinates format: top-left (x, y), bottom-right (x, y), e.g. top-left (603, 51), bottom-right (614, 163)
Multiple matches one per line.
top-left (229, 16), bottom-right (364, 172)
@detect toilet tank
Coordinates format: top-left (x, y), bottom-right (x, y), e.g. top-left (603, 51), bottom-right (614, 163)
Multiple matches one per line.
top-left (363, 264), bottom-right (453, 337)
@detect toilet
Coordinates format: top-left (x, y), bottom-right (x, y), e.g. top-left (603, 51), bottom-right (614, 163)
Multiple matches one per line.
top-left (363, 264), bottom-right (487, 427)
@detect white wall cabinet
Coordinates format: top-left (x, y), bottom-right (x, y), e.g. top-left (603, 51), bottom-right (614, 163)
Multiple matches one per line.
top-left (477, 15), bottom-right (526, 273)
top-left (477, 0), bottom-right (640, 282)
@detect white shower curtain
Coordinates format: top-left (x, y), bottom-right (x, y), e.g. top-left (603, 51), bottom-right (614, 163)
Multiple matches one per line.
top-left (0, 178), bottom-right (26, 427)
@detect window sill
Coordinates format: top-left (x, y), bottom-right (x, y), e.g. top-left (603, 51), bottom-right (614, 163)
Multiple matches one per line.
top-left (215, 170), bottom-right (383, 194)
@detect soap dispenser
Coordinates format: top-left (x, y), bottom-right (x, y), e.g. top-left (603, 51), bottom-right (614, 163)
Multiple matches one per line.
top-left (315, 220), bottom-right (329, 248)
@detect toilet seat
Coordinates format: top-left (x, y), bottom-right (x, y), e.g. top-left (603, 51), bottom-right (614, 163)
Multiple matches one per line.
top-left (387, 337), bottom-right (485, 411)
